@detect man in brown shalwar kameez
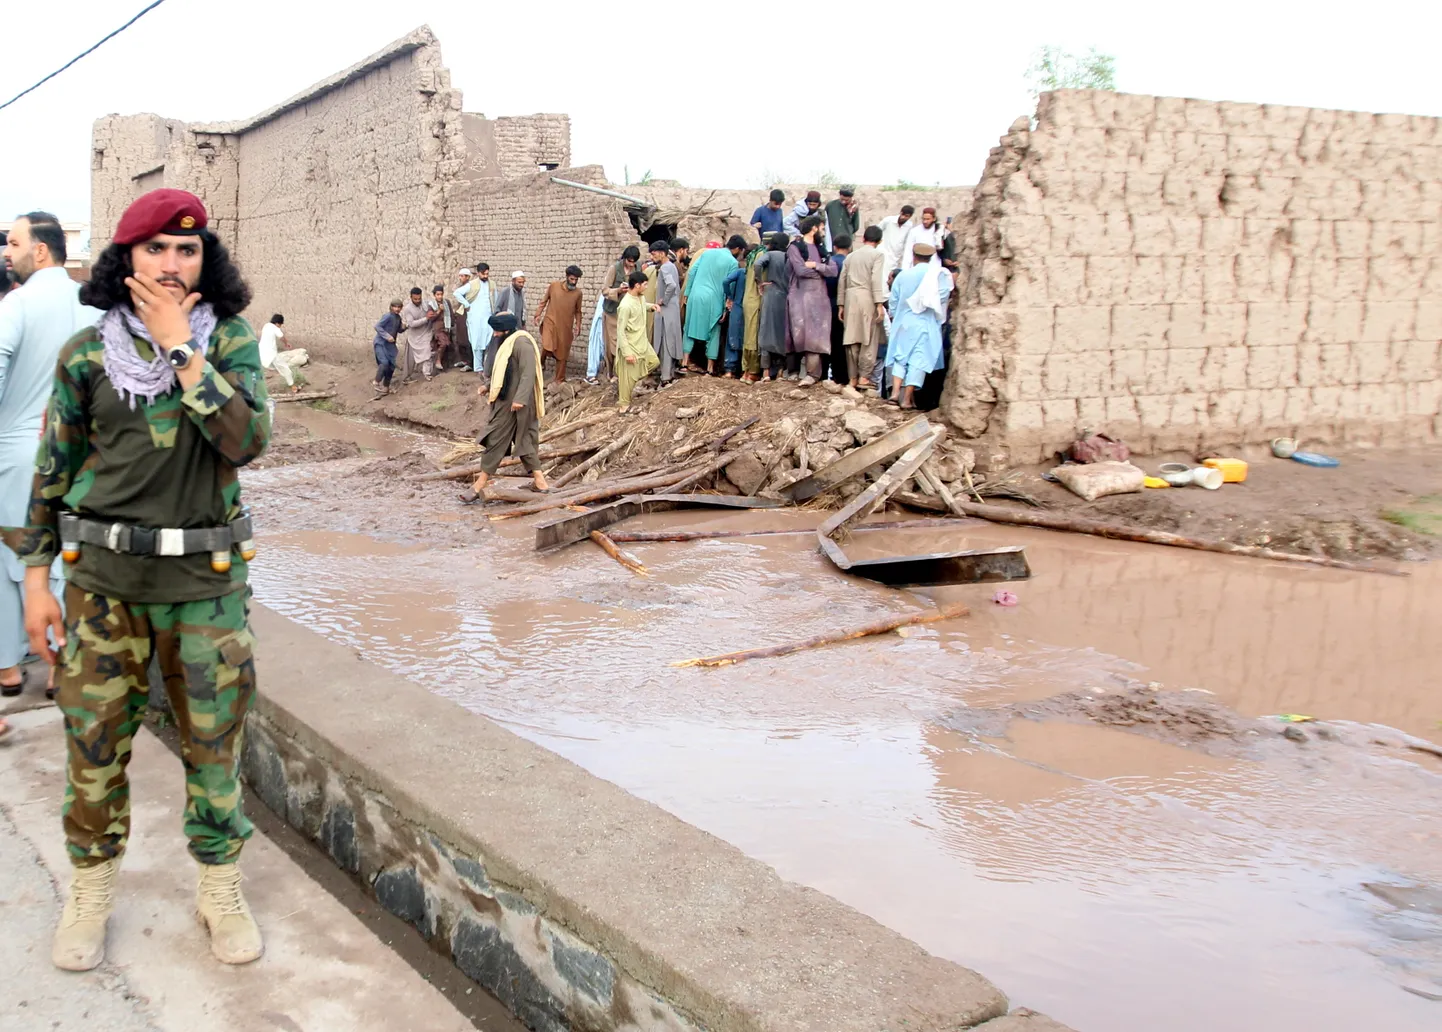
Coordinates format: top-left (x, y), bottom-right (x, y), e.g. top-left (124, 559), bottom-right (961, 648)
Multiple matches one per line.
top-left (471, 313), bottom-right (547, 496)
top-left (535, 265), bottom-right (585, 383)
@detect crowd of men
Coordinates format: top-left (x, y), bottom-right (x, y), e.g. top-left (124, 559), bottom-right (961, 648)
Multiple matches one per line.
top-left (368, 187), bottom-right (962, 414)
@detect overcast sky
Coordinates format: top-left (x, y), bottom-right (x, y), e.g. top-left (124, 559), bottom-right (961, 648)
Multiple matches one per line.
top-left (3, 0), bottom-right (1439, 228)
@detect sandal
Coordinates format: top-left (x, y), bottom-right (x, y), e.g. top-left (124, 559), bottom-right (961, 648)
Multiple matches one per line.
top-left (1, 677), bottom-right (21, 699)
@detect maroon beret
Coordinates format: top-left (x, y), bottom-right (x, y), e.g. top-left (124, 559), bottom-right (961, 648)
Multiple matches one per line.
top-left (113, 189), bottom-right (208, 246)
top-left (805, 190), bottom-right (822, 203)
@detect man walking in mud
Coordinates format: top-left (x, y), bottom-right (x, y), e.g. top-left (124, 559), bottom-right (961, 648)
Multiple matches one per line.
top-left (469, 312), bottom-right (546, 498)
top-left (4, 189), bottom-right (270, 971)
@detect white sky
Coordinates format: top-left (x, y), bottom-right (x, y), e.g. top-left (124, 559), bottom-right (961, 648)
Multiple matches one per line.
top-left (2, 0), bottom-right (1439, 227)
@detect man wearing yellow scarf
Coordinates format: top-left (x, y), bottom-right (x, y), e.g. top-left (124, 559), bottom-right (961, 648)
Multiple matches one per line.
top-left (471, 313), bottom-right (547, 495)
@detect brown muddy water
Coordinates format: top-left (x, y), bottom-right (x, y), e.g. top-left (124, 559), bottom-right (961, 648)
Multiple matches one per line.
top-left (242, 424), bottom-right (1442, 1032)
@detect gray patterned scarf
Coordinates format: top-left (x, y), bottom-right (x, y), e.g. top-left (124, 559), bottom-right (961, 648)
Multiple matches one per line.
top-left (99, 302), bottom-right (217, 408)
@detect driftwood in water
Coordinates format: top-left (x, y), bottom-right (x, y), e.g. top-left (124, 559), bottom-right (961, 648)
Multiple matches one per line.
top-left (670, 602), bottom-right (970, 668)
top-left (589, 531), bottom-right (650, 576)
top-left (540, 411), bottom-right (613, 444)
top-left (941, 499), bottom-right (1407, 576)
top-left (551, 428), bottom-right (638, 490)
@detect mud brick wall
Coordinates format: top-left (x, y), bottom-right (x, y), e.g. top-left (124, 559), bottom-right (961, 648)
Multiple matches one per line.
top-left (87, 27), bottom-right (578, 366)
top-left (942, 90), bottom-right (1442, 460)
top-left (451, 165), bottom-right (638, 374)
top-left (491, 115), bottom-right (572, 177)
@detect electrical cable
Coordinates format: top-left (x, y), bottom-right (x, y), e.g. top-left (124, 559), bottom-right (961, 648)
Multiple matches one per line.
top-left (0, 0), bottom-right (169, 114)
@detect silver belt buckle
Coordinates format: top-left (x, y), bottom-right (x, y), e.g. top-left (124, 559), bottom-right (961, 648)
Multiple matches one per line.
top-left (158, 528), bottom-right (185, 557)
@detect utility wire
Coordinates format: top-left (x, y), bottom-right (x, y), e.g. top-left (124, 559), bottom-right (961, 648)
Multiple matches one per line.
top-left (0, 0), bottom-right (168, 114)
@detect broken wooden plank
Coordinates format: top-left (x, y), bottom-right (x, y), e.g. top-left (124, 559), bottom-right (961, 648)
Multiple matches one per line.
top-left (606, 517), bottom-right (977, 543)
top-left (782, 414), bottom-right (932, 502)
top-left (817, 428), bottom-right (943, 540)
top-left (670, 602), bottom-right (970, 668)
top-left (534, 495), bottom-right (781, 551)
top-left (817, 534), bottom-right (1031, 587)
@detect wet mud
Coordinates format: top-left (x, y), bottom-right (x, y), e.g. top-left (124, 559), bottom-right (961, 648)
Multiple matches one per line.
top-left (239, 407), bottom-right (1442, 1032)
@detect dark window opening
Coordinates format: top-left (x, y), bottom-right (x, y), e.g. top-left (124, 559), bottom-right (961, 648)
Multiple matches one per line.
top-left (640, 221), bottom-right (677, 245)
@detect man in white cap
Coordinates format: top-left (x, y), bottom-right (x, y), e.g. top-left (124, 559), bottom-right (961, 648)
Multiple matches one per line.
top-left (487, 271), bottom-right (526, 379)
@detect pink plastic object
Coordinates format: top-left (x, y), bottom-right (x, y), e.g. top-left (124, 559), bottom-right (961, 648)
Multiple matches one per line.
top-left (992, 590), bottom-right (1019, 607)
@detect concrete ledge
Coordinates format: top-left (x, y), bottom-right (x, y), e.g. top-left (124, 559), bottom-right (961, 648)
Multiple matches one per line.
top-left (240, 604), bottom-right (1063, 1031)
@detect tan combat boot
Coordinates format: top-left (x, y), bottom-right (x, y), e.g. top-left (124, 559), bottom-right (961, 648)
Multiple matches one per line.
top-left (195, 861), bottom-right (263, 964)
top-left (52, 858), bottom-right (121, 971)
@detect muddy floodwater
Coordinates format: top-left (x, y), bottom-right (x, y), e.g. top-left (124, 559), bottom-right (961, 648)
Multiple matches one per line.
top-left (242, 422), bottom-right (1442, 1032)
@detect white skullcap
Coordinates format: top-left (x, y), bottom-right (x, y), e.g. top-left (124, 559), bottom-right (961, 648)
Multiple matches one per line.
top-left (512, 270), bottom-right (526, 279)
top-left (458, 268), bottom-right (472, 276)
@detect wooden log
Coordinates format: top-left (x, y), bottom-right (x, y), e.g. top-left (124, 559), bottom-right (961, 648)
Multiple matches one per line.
top-left (818, 429), bottom-right (943, 540)
top-left (662, 443), bottom-right (756, 495)
top-left (670, 416), bottom-right (759, 460)
top-left (409, 441), bottom-right (597, 482)
top-left (893, 490), bottom-right (949, 513)
top-left (670, 602), bottom-right (970, 668)
top-left (589, 531), bottom-right (650, 576)
top-left (272, 391), bottom-right (337, 403)
top-left (488, 467), bottom-right (699, 520)
top-left (607, 517), bottom-right (977, 543)
top-left (551, 428), bottom-right (638, 490)
top-left (948, 500), bottom-right (1408, 576)
top-left (540, 411), bottom-right (613, 444)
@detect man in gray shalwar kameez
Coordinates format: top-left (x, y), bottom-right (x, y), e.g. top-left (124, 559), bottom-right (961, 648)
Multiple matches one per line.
top-left (648, 240), bottom-right (684, 384)
top-left (469, 313), bottom-right (546, 498)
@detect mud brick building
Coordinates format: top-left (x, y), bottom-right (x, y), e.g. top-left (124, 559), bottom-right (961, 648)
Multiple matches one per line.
top-left (88, 26), bottom-right (1442, 457)
top-left (89, 26), bottom-right (636, 364)
top-left (944, 91), bottom-right (1442, 460)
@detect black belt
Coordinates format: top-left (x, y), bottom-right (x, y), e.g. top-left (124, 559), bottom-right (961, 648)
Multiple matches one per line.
top-left (60, 513), bottom-right (254, 557)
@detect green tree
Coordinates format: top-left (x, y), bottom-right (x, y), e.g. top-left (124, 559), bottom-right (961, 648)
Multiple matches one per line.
top-left (1026, 46), bottom-right (1117, 98)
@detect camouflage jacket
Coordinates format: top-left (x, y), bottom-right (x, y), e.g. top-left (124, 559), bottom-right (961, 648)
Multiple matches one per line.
top-left (3, 316), bottom-right (270, 602)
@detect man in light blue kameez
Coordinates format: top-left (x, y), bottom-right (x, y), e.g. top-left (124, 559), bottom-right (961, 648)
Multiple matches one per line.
top-left (454, 264), bottom-right (494, 376)
top-left (886, 242), bottom-right (951, 411)
top-left (0, 213), bottom-right (98, 718)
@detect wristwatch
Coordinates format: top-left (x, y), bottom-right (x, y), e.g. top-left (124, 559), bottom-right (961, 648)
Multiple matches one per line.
top-left (166, 340), bottom-right (196, 370)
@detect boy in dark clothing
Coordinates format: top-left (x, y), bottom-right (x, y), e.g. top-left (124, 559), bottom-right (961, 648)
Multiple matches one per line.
top-left (373, 299), bottom-right (403, 394)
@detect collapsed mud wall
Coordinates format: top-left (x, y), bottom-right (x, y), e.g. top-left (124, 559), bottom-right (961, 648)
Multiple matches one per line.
top-left (943, 90), bottom-right (1442, 461)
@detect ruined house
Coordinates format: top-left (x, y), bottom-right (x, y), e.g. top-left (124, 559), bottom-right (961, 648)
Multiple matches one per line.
top-left (90, 26), bottom-right (1442, 459)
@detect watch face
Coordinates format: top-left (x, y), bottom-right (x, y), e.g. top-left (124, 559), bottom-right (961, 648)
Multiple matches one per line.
top-left (168, 345), bottom-right (193, 369)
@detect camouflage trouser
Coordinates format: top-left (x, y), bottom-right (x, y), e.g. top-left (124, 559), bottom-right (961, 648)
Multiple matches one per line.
top-left (58, 583), bottom-right (257, 868)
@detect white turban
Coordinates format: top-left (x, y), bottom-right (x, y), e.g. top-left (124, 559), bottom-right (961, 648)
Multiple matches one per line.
top-left (512, 270), bottom-right (525, 279)
top-left (458, 268), bottom-right (472, 276)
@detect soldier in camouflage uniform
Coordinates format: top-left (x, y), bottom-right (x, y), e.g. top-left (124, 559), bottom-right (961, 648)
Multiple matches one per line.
top-left (4, 189), bottom-right (270, 971)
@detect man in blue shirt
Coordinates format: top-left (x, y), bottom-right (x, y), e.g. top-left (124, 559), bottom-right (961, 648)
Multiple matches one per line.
top-left (750, 189), bottom-right (786, 237)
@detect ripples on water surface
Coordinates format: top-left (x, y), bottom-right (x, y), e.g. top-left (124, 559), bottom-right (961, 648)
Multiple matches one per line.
top-left (246, 493), bottom-right (1442, 1032)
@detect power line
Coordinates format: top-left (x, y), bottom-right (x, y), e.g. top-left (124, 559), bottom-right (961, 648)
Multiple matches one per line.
top-left (0, 0), bottom-right (168, 115)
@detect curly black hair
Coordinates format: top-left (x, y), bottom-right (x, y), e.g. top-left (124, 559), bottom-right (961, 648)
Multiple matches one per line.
top-left (80, 229), bottom-right (253, 320)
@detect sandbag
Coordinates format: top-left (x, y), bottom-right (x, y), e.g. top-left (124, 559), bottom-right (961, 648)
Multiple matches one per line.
top-left (1051, 461), bottom-right (1146, 502)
